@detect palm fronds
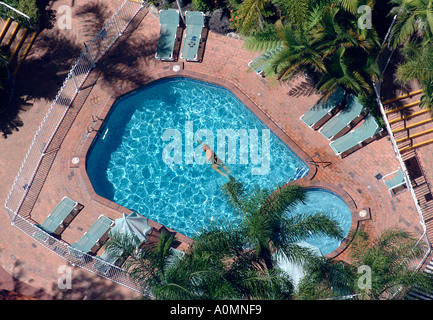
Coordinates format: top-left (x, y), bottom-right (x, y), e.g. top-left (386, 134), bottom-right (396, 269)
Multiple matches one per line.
top-left (389, 0), bottom-right (433, 48)
top-left (349, 228), bottom-right (433, 299)
top-left (243, 25), bottom-right (281, 53)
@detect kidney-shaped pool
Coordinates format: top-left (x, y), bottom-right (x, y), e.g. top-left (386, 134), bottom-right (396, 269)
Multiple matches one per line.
top-left (86, 77), bottom-right (351, 255)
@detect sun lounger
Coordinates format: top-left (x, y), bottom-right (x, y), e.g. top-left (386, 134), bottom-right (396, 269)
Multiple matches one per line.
top-left (180, 11), bottom-right (205, 62)
top-left (300, 87), bottom-right (346, 130)
top-left (69, 215), bottom-right (114, 259)
top-left (319, 94), bottom-right (367, 140)
top-left (329, 114), bottom-right (383, 157)
top-left (155, 9), bottom-right (181, 61)
top-left (34, 197), bottom-right (81, 241)
top-left (248, 46), bottom-right (283, 77)
top-left (382, 168), bottom-right (407, 196)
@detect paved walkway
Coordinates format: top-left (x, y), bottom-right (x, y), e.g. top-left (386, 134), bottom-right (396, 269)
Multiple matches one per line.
top-left (0, 1), bottom-right (429, 299)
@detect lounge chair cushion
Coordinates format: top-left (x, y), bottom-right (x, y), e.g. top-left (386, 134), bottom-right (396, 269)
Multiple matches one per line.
top-left (71, 215), bottom-right (113, 253)
top-left (319, 95), bottom-right (365, 140)
top-left (248, 46), bottom-right (283, 76)
top-left (181, 11), bottom-right (205, 61)
top-left (37, 197), bottom-right (77, 234)
top-left (384, 168), bottom-right (406, 190)
top-left (329, 114), bottom-right (381, 156)
top-left (156, 9), bottom-right (180, 61)
top-left (301, 87), bottom-right (346, 128)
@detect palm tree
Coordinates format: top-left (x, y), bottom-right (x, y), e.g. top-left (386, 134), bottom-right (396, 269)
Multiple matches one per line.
top-left (295, 258), bottom-right (355, 299)
top-left (264, 19), bottom-right (327, 82)
top-left (394, 41), bottom-right (433, 109)
top-left (220, 178), bottom-right (343, 270)
top-left (337, 0), bottom-right (375, 14)
top-left (389, 0), bottom-right (433, 48)
top-left (108, 229), bottom-right (236, 300)
top-left (192, 225), bottom-right (295, 299)
top-left (105, 229), bottom-right (181, 298)
top-left (253, 2), bottom-right (381, 98)
top-left (105, 179), bottom-right (342, 300)
top-left (236, 0), bottom-right (274, 35)
top-left (348, 228), bottom-right (433, 300)
top-left (271, 0), bottom-right (314, 30)
top-left (106, 225), bottom-right (295, 299)
top-left (315, 46), bottom-right (380, 97)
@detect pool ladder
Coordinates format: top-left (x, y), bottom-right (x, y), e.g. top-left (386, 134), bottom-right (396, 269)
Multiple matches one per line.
top-left (305, 154), bottom-right (331, 169)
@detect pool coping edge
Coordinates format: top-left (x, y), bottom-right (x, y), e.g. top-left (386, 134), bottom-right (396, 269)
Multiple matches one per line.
top-left (74, 69), bottom-right (365, 259)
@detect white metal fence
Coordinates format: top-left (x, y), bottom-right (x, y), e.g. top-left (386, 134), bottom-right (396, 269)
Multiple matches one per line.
top-left (373, 15), bottom-right (431, 270)
top-left (4, 0), bottom-right (148, 294)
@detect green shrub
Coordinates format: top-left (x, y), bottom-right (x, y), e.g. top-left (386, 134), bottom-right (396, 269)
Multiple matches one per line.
top-left (192, 0), bottom-right (224, 12)
top-left (358, 94), bottom-right (386, 128)
top-left (17, 0), bottom-right (39, 25)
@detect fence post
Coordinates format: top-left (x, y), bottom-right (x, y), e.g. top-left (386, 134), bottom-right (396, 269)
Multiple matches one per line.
top-left (113, 15), bottom-right (122, 36)
top-left (35, 134), bottom-right (45, 154)
top-left (84, 42), bottom-right (96, 69)
top-left (4, 0), bottom-right (146, 295)
top-left (71, 69), bottom-right (80, 91)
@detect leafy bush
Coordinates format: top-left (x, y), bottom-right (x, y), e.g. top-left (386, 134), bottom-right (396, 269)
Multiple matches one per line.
top-left (192, 0), bottom-right (224, 12)
top-left (17, 0), bottom-right (39, 26)
top-left (358, 94), bottom-right (386, 128)
top-left (17, 0), bottom-right (38, 19)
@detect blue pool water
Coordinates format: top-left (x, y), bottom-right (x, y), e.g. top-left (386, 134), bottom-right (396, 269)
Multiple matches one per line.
top-left (285, 189), bottom-right (352, 255)
top-left (86, 78), bottom-right (350, 254)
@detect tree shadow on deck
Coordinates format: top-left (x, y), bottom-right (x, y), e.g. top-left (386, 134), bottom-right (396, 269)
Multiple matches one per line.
top-left (0, 256), bottom-right (138, 300)
top-left (0, 0), bottom-right (146, 139)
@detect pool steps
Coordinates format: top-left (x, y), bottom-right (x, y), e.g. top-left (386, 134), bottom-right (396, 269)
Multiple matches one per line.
top-left (290, 166), bottom-right (309, 182)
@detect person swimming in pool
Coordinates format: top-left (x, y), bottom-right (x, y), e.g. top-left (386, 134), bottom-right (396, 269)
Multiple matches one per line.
top-left (198, 140), bottom-right (230, 176)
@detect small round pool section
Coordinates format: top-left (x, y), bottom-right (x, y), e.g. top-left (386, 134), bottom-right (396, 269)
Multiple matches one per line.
top-left (286, 189), bottom-right (352, 255)
top-left (86, 77), bottom-right (351, 255)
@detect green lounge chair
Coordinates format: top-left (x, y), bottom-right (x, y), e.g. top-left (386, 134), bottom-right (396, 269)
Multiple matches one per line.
top-left (155, 9), bottom-right (180, 61)
top-left (248, 46), bottom-right (282, 77)
top-left (34, 197), bottom-right (80, 241)
top-left (180, 11), bottom-right (205, 62)
top-left (300, 87), bottom-right (346, 130)
top-left (329, 114), bottom-right (383, 157)
top-left (93, 212), bottom-right (153, 274)
top-left (69, 215), bottom-right (114, 259)
top-left (383, 168), bottom-right (407, 196)
top-left (318, 94), bottom-right (367, 141)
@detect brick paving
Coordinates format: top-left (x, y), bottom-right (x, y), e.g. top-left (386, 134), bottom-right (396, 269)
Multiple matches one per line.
top-left (0, 1), bottom-right (430, 299)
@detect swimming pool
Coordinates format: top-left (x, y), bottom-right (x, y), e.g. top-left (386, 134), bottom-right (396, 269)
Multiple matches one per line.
top-left (286, 189), bottom-right (352, 255)
top-left (86, 78), bottom-right (349, 254)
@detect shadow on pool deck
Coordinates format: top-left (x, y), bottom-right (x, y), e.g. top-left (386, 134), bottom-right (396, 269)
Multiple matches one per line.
top-left (0, 2), bottom-right (427, 298)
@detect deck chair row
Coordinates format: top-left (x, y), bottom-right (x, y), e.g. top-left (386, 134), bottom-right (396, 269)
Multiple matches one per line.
top-left (300, 87), bottom-right (384, 158)
top-left (34, 197), bottom-right (114, 258)
top-left (155, 10), bottom-right (205, 62)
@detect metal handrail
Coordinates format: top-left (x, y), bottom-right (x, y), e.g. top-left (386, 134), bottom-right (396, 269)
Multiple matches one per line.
top-left (373, 14), bottom-right (431, 272)
top-left (0, 1), bottom-right (34, 29)
top-left (4, 0), bottom-right (148, 295)
top-left (305, 154), bottom-right (325, 169)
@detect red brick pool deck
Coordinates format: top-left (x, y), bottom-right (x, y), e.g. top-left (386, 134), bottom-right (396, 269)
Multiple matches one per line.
top-left (0, 2), bottom-right (429, 299)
